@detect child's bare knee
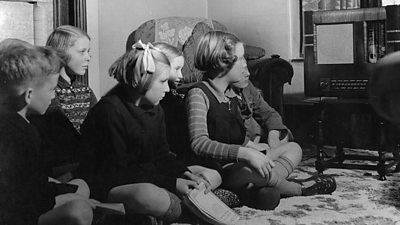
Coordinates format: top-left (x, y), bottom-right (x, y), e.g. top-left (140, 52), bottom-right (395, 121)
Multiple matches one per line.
top-left (108, 183), bottom-right (170, 215)
top-left (294, 142), bottom-right (303, 158)
top-left (286, 142), bottom-right (302, 157)
top-left (64, 200), bottom-right (93, 225)
top-left (133, 184), bottom-right (170, 209)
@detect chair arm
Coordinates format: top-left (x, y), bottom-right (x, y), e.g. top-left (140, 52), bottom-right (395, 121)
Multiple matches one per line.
top-left (248, 55), bottom-right (294, 115)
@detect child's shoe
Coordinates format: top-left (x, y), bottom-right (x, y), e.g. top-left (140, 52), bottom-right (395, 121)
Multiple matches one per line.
top-left (300, 174), bottom-right (336, 196)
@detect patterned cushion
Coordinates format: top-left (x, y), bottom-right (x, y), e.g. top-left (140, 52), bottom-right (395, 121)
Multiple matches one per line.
top-left (181, 22), bottom-right (213, 83)
top-left (155, 17), bottom-right (215, 51)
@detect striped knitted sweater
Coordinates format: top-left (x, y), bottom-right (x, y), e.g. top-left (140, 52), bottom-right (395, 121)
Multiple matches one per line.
top-left (186, 81), bottom-right (245, 162)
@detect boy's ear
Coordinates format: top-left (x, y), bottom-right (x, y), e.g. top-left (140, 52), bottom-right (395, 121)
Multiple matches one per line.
top-left (24, 88), bottom-right (34, 105)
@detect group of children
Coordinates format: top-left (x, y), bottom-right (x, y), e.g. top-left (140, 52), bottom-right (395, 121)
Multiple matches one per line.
top-left (0, 25), bottom-right (336, 225)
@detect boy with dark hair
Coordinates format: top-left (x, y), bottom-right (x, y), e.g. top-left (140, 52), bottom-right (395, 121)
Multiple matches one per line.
top-left (0, 39), bottom-right (95, 225)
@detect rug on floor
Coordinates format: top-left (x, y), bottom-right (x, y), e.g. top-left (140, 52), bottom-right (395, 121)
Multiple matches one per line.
top-left (174, 147), bottom-right (400, 225)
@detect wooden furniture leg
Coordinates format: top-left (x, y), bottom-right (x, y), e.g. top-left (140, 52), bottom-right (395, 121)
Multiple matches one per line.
top-left (315, 119), bottom-right (325, 174)
top-left (377, 121), bottom-right (387, 180)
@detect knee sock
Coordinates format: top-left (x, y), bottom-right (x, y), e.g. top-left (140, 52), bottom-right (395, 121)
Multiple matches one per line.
top-left (157, 192), bottom-right (182, 223)
top-left (267, 156), bottom-right (302, 197)
top-left (275, 156), bottom-right (295, 179)
top-left (268, 156), bottom-right (295, 186)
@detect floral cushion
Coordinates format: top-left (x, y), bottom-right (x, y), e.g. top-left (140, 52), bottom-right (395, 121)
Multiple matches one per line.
top-left (155, 17), bottom-right (215, 51)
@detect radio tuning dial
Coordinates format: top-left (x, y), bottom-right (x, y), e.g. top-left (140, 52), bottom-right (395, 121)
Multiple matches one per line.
top-left (320, 81), bottom-right (329, 89)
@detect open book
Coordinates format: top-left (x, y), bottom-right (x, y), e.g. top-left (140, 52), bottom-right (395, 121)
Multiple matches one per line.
top-left (183, 183), bottom-right (240, 225)
top-left (94, 202), bottom-right (126, 215)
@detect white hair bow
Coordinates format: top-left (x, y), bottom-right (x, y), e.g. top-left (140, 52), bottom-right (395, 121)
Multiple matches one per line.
top-left (132, 40), bottom-right (158, 73)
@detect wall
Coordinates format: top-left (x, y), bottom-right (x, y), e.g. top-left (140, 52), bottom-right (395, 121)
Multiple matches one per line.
top-left (208, 0), bottom-right (291, 58)
top-left (88, 0), bottom-right (304, 99)
top-left (0, 0), bottom-right (53, 45)
top-left (207, 0), bottom-right (304, 100)
top-left (87, 0), bottom-right (100, 98)
top-left (87, 0), bottom-right (208, 97)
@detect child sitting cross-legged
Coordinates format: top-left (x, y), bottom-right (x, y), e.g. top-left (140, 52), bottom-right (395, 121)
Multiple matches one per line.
top-left (0, 39), bottom-right (96, 225)
top-left (186, 31), bottom-right (337, 210)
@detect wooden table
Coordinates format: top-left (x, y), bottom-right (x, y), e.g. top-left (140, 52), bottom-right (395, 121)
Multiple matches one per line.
top-left (305, 97), bottom-right (399, 180)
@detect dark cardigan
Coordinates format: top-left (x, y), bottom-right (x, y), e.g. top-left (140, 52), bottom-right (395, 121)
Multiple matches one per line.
top-left (0, 109), bottom-right (56, 225)
top-left (80, 84), bottom-right (188, 200)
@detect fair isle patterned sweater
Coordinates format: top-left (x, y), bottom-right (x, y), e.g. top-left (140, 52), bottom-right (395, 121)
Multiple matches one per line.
top-left (29, 76), bottom-right (97, 175)
top-left (53, 76), bottom-right (97, 132)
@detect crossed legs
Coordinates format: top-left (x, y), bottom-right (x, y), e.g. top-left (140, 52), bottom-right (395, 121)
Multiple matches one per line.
top-left (222, 142), bottom-right (303, 201)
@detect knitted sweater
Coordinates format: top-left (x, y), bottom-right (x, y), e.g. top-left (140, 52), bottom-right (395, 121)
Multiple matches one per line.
top-left (29, 76), bottom-right (97, 177)
top-left (80, 84), bottom-right (188, 200)
top-left (53, 76), bottom-right (97, 132)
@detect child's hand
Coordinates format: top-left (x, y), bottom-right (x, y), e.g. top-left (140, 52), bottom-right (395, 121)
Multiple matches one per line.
top-left (246, 140), bottom-right (270, 152)
top-left (183, 171), bottom-right (212, 194)
top-left (254, 143), bottom-right (270, 152)
top-left (239, 147), bottom-right (275, 179)
top-left (176, 178), bottom-right (199, 196)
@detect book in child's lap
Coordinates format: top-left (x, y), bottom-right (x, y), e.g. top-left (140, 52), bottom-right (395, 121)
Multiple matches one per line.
top-left (183, 183), bottom-right (240, 225)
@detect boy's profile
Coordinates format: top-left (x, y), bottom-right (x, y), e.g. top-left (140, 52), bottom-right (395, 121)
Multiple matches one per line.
top-left (0, 39), bottom-right (95, 225)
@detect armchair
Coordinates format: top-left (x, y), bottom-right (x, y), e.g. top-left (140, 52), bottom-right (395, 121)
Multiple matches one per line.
top-left (124, 16), bottom-right (294, 211)
top-left (126, 17), bottom-right (293, 114)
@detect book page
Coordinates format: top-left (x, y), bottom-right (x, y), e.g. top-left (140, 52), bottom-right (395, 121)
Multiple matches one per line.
top-left (185, 183), bottom-right (240, 225)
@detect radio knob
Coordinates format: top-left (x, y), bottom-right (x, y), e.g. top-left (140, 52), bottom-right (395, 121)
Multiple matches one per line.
top-left (320, 81), bottom-right (329, 90)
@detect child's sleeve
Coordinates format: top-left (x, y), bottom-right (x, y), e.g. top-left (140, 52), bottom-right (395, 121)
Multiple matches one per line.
top-left (153, 106), bottom-right (188, 174)
top-left (80, 102), bottom-right (181, 194)
top-left (247, 82), bottom-right (287, 132)
top-left (186, 88), bottom-right (240, 162)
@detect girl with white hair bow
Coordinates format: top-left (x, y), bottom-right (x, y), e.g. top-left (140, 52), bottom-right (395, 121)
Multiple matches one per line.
top-left (79, 40), bottom-right (221, 223)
